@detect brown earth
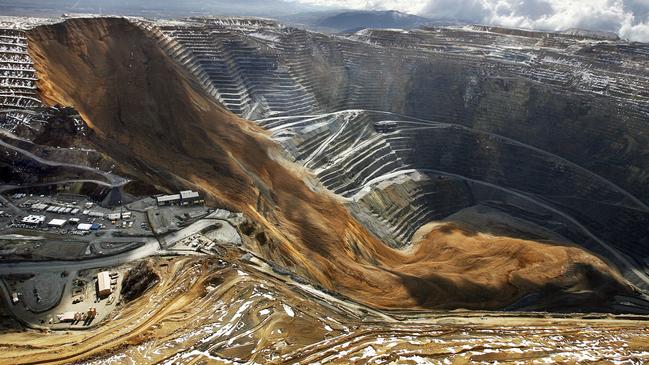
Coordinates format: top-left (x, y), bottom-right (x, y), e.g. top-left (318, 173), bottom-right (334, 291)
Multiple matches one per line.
top-left (26, 17), bottom-right (635, 310)
top-left (2, 255), bottom-right (647, 365)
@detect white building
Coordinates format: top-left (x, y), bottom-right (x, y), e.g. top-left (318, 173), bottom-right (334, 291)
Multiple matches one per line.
top-left (48, 219), bottom-right (67, 227)
top-left (31, 203), bottom-right (48, 211)
top-left (77, 223), bottom-right (92, 231)
top-left (156, 194), bottom-right (181, 206)
top-left (97, 271), bottom-right (112, 298)
top-left (57, 311), bottom-right (77, 322)
top-left (21, 215), bottom-right (45, 225)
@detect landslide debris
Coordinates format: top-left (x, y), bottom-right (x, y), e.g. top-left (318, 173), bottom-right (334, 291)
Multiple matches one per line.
top-left (32, 106), bottom-right (84, 148)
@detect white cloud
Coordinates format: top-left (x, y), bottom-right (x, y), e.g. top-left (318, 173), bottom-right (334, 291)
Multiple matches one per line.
top-left (421, 0), bottom-right (488, 21)
top-left (290, 0), bottom-right (649, 42)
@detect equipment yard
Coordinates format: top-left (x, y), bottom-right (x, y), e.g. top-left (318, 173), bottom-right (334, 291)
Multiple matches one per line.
top-left (0, 187), bottom-right (249, 331)
top-left (0, 267), bottom-right (124, 329)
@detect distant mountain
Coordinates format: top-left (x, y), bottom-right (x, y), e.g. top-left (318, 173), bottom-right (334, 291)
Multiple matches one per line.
top-left (283, 10), bottom-right (456, 33)
top-left (317, 10), bottom-right (430, 31)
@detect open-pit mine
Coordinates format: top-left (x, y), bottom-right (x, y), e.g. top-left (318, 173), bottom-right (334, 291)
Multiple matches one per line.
top-left (0, 14), bottom-right (649, 364)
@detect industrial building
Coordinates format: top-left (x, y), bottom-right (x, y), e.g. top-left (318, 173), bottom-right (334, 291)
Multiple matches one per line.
top-left (47, 219), bottom-right (67, 227)
top-left (57, 312), bottom-right (77, 322)
top-left (156, 194), bottom-right (181, 206)
top-left (156, 190), bottom-right (203, 206)
top-left (97, 271), bottom-right (112, 298)
top-left (30, 203), bottom-right (48, 211)
top-left (180, 190), bottom-right (203, 205)
top-left (77, 223), bottom-right (93, 231)
top-left (21, 215), bottom-right (45, 225)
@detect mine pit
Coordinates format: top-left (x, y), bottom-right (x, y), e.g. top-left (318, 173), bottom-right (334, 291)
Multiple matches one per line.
top-left (0, 13), bottom-right (648, 364)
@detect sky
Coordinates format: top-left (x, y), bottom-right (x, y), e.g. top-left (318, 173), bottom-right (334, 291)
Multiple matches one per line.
top-left (290, 0), bottom-right (649, 41)
top-left (0, 0), bottom-right (647, 41)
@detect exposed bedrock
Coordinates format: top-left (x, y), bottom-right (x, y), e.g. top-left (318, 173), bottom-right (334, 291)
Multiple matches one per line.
top-left (153, 21), bottom-right (649, 205)
top-left (265, 110), bottom-right (649, 290)
top-left (23, 17), bottom-right (649, 312)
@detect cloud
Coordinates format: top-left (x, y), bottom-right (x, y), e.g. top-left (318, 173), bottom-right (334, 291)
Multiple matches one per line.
top-left (290, 0), bottom-right (649, 42)
top-left (420, 0), bottom-right (488, 21)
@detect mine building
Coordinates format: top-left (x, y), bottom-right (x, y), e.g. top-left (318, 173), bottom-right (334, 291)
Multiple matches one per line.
top-left (97, 271), bottom-right (112, 298)
top-left (77, 223), bottom-right (92, 231)
top-left (180, 190), bottom-right (203, 205)
top-left (21, 215), bottom-right (45, 225)
top-left (31, 203), bottom-right (48, 211)
top-left (156, 194), bottom-right (181, 206)
top-left (57, 312), bottom-right (77, 322)
top-left (47, 218), bottom-right (67, 227)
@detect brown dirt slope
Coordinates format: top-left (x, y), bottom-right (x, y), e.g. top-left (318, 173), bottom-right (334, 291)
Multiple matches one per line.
top-left (26, 17), bottom-right (635, 310)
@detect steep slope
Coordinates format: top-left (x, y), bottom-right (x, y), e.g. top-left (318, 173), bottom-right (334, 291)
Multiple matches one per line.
top-left (26, 17), bottom-right (636, 310)
top-left (153, 22), bottom-right (649, 274)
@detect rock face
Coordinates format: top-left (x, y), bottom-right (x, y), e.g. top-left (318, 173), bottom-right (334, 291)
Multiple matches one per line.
top-left (22, 17), bottom-right (649, 311)
top-left (120, 261), bottom-right (160, 302)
